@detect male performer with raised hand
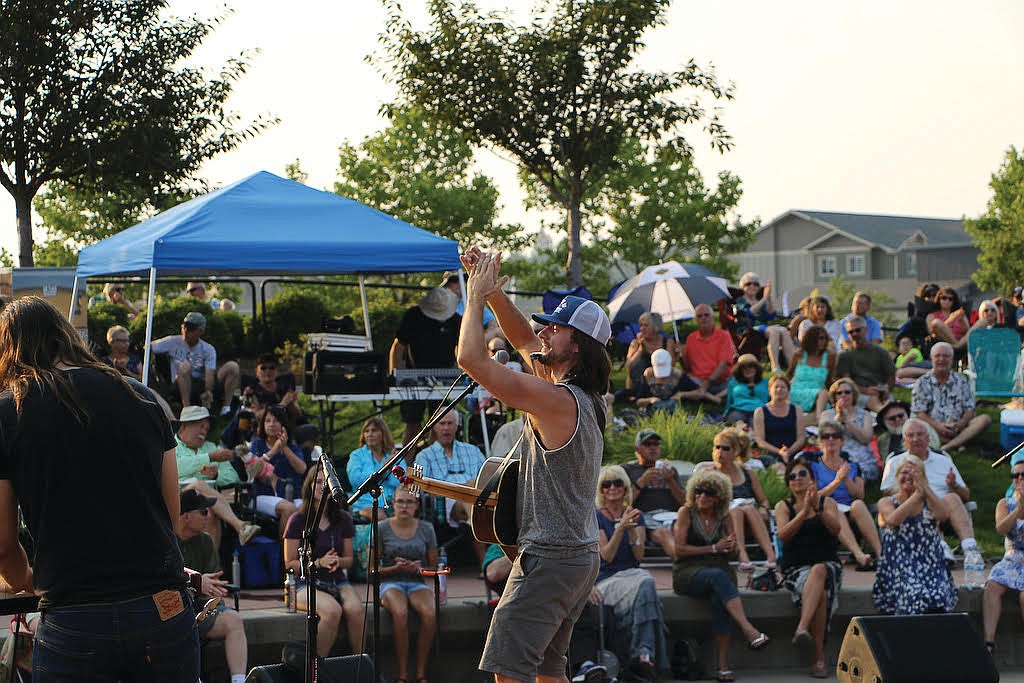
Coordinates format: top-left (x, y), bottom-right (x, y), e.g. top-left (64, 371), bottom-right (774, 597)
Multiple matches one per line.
top-left (457, 247), bottom-right (612, 683)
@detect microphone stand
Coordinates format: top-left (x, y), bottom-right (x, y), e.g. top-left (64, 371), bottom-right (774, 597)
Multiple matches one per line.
top-left (991, 439), bottom-right (1024, 469)
top-left (347, 373), bottom-right (480, 677)
top-left (300, 455), bottom-right (334, 683)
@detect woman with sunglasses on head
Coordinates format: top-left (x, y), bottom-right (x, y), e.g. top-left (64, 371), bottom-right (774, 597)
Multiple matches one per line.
top-left (723, 354), bottom-right (769, 427)
top-left (797, 296), bottom-right (844, 355)
top-left (927, 287), bottom-right (969, 350)
top-left (811, 419), bottom-right (881, 572)
top-left (372, 486), bottom-right (438, 683)
top-left (673, 469), bottom-right (769, 682)
top-left (872, 454), bottom-right (956, 617)
top-left (785, 324), bottom-right (834, 424)
top-left (752, 375), bottom-right (806, 473)
top-left (283, 466), bottom-right (366, 657)
top-left (712, 428), bottom-right (777, 572)
top-left (983, 458), bottom-right (1024, 655)
top-left (593, 465), bottom-right (669, 681)
top-left (775, 456), bottom-right (842, 679)
top-left (820, 379), bottom-right (878, 481)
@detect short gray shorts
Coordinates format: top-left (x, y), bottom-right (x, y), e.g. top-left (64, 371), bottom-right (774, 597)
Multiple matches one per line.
top-left (479, 550), bottom-right (599, 681)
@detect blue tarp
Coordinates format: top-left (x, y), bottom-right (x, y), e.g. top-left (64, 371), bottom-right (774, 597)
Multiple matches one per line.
top-left (75, 171), bottom-right (462, 279)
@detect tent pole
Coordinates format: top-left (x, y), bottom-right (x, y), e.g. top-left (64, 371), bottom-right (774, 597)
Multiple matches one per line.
top-left (359, 276), bottom-right (373, 351)
top-left (142, 268), bottom-right (158, 385)
top-left (68, 275), bottom-right (81, 323)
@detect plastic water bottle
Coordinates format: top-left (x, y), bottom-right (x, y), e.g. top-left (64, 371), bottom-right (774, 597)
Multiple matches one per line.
top-left (284, 482), bottom-right (295, 502)
top-left (963, 548), bottom-right (986, 588)
top-left (232, 548), bottom-right (242, 586)
top-left (284, 569), bottom-right (297, 612)
top-left (437, 548), bottom-right (448, 606)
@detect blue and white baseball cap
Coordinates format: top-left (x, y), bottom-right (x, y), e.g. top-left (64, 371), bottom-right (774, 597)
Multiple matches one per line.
top-left (532, 296), bottom-right (611, 345)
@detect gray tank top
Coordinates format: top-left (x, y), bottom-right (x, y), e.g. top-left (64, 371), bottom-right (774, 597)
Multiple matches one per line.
top-left (516, 383), bottom-right (602, 558)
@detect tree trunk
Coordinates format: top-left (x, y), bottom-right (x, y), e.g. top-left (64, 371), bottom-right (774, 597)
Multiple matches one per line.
top-left (15, 190), bottom-right (34, 267)
top-left (565, 188), bottom-right (583, 288)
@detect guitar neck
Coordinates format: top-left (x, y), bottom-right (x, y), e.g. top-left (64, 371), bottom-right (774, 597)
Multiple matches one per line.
top-left (405, 475), bottom-right (496, 507)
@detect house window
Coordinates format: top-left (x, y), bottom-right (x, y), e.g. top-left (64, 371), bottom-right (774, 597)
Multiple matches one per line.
top-left (904, 252), bottom-right (917, 277)
top-left (818, 255), bottom-right (836, 277)
top-left (847, 254), bottom-right (866, 276)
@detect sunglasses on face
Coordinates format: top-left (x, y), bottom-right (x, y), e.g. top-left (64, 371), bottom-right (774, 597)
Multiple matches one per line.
top-left (847, 327), bottom-right (865, 334)
top-left (111, 287), bottom-right (125, 292)
top-left (939, 295), bottom-right (953, 301)
top-left (835, 389), bottom-right (853, 395)
top-left (1013, 472), bottom-right (1024, 480)
top-left (788, 470), bottom-right (810, 480)
top-left (196, 508), bottom-right (210, 516)
top-left (694, 487), bottom-right (717, 496)
top-left (601, 479), bottom-right (625, 489)
top-left (820, 432), bottom-right (843, 440)
top-left (713, 444), bottom-right (732, 451)
top-left (885, 414), bottom-right (907, 423)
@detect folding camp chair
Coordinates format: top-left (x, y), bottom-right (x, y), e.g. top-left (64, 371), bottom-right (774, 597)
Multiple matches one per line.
top-left (965, 328), bottom-right (1024, 400)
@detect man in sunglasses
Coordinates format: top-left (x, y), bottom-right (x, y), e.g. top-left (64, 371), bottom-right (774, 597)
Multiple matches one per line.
top-left (880, 418), bottom-right (980, 558)
top-left (623, 429), bottom-right (684, 558)
top-left (176, 490), bottom-right (249, 683)
top-left (835, 315), bottom-right (896, 411)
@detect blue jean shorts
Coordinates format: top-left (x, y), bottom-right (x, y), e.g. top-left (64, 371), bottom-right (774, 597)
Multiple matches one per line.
top-left (379, 580), bottom-right (431, 598)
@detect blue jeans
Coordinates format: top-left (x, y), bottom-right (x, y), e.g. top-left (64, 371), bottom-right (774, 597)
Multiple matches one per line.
top-left (33, 590), bottom-right (200, 682)
top-left (686, 569), bottom-right (740, 634)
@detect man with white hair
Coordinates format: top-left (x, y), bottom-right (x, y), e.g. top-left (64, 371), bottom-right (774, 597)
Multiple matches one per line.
top-left (911, 341), bottom-right (992, 451)
top-left (880, 417), bottom-right (979, 555)
top-left (681, 303), bottom-right (734, 403)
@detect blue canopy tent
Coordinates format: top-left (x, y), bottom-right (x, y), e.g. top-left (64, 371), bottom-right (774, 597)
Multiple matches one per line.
top-left (73, 171), bottom-right (462, 381)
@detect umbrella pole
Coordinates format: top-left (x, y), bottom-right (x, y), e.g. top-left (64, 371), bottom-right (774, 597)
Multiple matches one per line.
top-left (672, 319), bottom-right (679, 341)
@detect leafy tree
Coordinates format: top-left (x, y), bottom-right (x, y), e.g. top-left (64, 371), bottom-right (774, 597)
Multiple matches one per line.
top-left (334, 105), bottom-right (524, 252)
top-left (382, 0), bottom-right (733, 287)
top-left (284, 159), bottom-right (308, 184)
top-left (0, 1), bottom-right (273, 266)
top-left (521, 136), bottom-right (756, 282)
top-left (503, 227), bottom-right (617, 298)
top-left (826, 275), bottom-right (897, 328)
top-left (965, 146), bottom-right (1024, 294)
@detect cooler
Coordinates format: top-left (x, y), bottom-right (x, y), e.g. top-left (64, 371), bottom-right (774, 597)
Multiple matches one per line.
top-left (1001, 409), bottom-right (1024, 451)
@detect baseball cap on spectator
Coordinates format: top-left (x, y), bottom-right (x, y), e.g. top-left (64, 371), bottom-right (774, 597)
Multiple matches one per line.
top-left (735, 353), bottom-right (760, 370)
top-left (651, 348), bottom-right (674, 379)
top-left (186, 282), bottom-right (206, 294)
top-left (179, 406), bottom-right (211, 422)
top-left (635, 428), bottom-right (661, 447)
top-left (180, 489), bottom-right (218, 514)
top-left (182, 311), bottom-right (206, 329)
top-left (441, 270), bottom-right (461, 287)
top-left (531, 296), bottom-right (612, 345)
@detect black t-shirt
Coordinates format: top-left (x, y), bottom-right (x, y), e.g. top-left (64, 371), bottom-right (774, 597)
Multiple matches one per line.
top-left (395, 306), bottom-right (461, 368)
top-left (0, 368), bottom-right (185, 609)
top-left (622, 461), bottom-right (680, 512)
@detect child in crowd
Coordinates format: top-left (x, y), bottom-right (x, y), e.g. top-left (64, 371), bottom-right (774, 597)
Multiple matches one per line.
top-left (895, 334), bottom-right (923, 368)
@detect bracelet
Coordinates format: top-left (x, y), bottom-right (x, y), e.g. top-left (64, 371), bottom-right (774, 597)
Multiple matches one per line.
top-left (711, 543), bottom-right (717, 554)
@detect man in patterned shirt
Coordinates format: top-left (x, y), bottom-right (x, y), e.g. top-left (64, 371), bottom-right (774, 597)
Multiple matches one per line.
top-left (413, 411), bottom-right (487, 560)
top-left (911, 342), bottom-right (991, 451)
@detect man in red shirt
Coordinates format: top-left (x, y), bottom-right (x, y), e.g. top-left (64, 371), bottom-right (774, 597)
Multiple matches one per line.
top-left (682, 304), bottom-right (735, 404)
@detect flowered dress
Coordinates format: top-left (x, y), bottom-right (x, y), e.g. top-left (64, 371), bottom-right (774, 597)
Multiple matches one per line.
top-left (988, 497), bottom-right (1024, 591)
top-left (872, 497), bottom-right (957, 615)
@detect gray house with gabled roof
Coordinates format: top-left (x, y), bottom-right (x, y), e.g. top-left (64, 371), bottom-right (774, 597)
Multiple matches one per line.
top-left (728, 210), bottom-right (978, 307)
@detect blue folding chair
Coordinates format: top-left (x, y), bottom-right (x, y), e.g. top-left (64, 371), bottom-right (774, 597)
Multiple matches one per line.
top-left (965, 328), bottom-right (1024, 399)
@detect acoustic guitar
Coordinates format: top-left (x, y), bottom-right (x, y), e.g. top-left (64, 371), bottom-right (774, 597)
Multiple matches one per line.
top-left (393, 457), bottom-right (519, 560)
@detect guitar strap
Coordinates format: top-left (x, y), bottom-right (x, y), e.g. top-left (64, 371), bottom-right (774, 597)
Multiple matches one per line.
top-left (475, 429), bottom-right (524, 508)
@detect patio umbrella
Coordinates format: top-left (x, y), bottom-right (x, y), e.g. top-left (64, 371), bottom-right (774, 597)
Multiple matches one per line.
top-left (607, 261), bottom-right (731, 337)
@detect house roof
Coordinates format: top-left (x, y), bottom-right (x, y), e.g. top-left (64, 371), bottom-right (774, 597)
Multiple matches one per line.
top-left (763, 210), bottom-right (971, 252)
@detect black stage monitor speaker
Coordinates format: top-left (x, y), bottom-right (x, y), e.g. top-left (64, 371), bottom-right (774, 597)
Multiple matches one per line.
top-left (245, 653), bottom-right (375, 683)
top-left (837, 613), bottom-right (998, 683)
top-left (303, 351), bottom-right (388, 395)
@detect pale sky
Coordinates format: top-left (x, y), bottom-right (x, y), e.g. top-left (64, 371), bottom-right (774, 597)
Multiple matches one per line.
top-left (4, 0), bottom-right (1023, 261)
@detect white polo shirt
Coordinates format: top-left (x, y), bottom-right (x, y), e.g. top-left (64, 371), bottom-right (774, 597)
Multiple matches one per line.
top-left (880, 449), bottom-right (966, 496)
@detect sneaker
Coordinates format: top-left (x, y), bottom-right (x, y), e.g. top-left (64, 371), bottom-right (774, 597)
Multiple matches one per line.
top-left (219, 405), bottom-right (233, 417)
top-left (239, 523), bottom-right (260, 545)
top-left (572, 662), bottom-right (607, 683)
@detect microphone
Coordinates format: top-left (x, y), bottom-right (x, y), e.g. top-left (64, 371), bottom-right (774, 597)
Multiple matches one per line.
top-left (320, 452), bottom-right (347, 503)
top-left (492, 349), bottom-right (510, 365)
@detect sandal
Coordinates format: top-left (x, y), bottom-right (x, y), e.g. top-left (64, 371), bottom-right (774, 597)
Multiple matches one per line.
top-left (792, 629), bottom-right (812, 648)
top-left (748, 632), bottom-right (770, 650)
top-left (810, 660), bottom-right (828, 678)
top-left (717, 671), bottom-right (736, 682)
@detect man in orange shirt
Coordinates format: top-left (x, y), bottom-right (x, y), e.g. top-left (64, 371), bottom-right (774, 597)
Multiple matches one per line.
top-left (682, 304), bottom-right (735, 404)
